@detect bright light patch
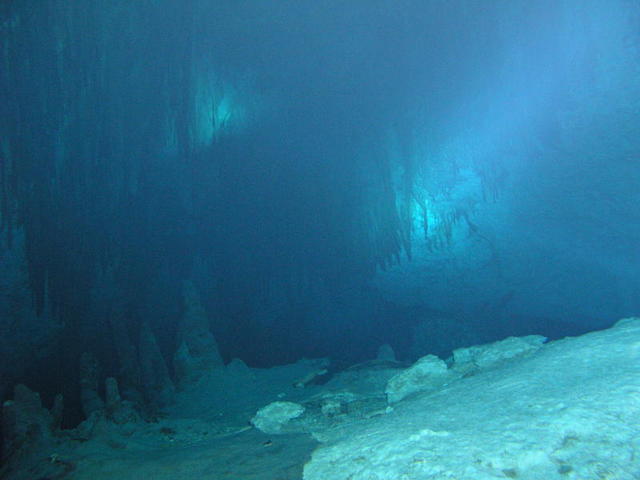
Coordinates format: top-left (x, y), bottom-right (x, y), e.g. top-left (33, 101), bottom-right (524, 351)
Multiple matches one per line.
top-left (193, 71), bottom-right (249, 147)
top-left (402, 131), bottom-right (485, 252)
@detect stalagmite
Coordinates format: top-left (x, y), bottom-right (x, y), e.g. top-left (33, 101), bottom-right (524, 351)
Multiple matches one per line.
top-left (79, 352), bottom-right (105, 418)
top-left (109, 304), bottom-right (143, 403)
top-left (139, 320), bottom-right (175, 408)
top-left (173, 280), bottom-right (223, 386)
top-left (1, 384), bottom-right (61, 462)
top-left (103, 377), bottom-right (141, 425)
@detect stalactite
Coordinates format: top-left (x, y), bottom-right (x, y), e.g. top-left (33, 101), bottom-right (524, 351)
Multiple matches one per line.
top-left (1, 0), bottom-right (202, 323)
top-left (2, 0), bottom-right (425, 342)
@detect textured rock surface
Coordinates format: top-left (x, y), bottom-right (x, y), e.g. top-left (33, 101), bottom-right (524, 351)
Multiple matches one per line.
top-left (2, 320), bottom-right (638, 480)
top-left (385, 354), bottom-right (452, 404)
top-left (304, 319), bottom-right (640, 480)
top-left (452, 334), bottom-right (547, 371)
top-left (251, 401), bottom-right (305, 434)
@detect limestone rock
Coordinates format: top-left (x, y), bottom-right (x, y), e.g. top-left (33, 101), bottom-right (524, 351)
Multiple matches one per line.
top-left (139, 321), bottom-right (175, 408)
top-left (104, 377), bottom-right (142, 425)
top-left (304, 320), bottom-right (640, 480)
top-left (173, 280), bottom-right (223, 386)
top-left (1, 384), bottom-right (60, 461)
top-left (251, 401), bottom-right (305, 434)
top-left (452, 335), bottom-right (546, 373)
top-left (321, 397), bottom-right (347, 417)
top-left (385, 354), bottom-right (451, 404)
top-left (80, 352), bottom-right (105, 418)
top-left (50, 394), bottom-right (64, 430)
top-left (105, 376), bottom-right (121, 410)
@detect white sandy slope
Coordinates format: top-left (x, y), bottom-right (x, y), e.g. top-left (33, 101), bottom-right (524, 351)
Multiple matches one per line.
top-left (303, 317), bottom-right (640, 480)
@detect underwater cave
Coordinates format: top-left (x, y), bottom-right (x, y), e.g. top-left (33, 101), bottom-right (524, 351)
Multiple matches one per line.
top-left (1, 1), bottom-right (640, 478)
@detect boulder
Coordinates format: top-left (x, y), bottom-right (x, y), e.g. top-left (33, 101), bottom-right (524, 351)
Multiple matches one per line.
top-left (385, 354), bottom-right (451, 404)
top-left (251, 401), bottom-right (305, 434)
